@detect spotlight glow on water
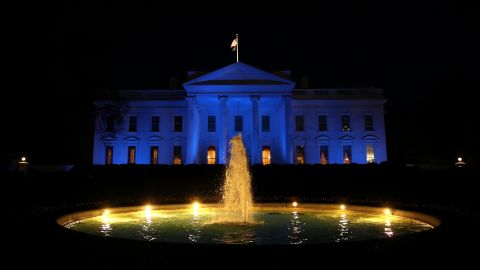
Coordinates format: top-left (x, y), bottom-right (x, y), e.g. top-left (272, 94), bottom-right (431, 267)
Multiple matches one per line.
top-left (63, 204), bottom-right (435, 244)
top-left (193, 202), bottom-right (200, 217)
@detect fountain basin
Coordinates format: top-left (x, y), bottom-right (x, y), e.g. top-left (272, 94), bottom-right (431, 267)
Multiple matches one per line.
top-left (58, 203), bottom-right (440, 245)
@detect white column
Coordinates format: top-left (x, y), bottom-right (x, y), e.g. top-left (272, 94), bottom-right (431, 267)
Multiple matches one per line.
top-left (218, 96), bottom-right (228, 164)
top-left (186, 96), bottom-right (199, 164)
top-left (251, 95), bottom-right (260, 164)
top-left (193, 103), bottom-right (200, 163)
top-left (282, 95), bottom-right (293, 164)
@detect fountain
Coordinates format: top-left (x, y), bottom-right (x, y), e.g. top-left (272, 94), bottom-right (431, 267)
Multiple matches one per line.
top-left (220, 133), bottom-right (253, 224)
top-left (58, 134), bottom-right (440, 244)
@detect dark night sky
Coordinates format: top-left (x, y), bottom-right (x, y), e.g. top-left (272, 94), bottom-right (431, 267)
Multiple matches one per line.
top-left (3, 2), bottom-right (479, 167)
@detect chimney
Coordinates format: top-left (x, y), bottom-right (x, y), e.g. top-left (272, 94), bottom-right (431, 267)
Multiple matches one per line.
top-left (301, 75), bottom-right (310, 89)
top-left (169, 77), bottom-right (179, 89)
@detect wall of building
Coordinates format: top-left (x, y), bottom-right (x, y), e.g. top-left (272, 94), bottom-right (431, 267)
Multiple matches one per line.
top-left (93, 100), bottom-right (187, 165)
top-left (290, 99), bottom-right (387, 164)
top-left (93, 95), bottom-right (387, 165)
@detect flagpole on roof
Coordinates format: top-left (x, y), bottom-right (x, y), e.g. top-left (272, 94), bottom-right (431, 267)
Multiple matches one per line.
top-left (236, 33), bottom-right (239, 62)
top-left (230, 34), bottom-right (239, 62)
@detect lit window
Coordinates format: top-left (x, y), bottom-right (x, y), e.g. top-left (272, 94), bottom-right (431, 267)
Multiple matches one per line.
top-left (173, 146), bottom-right (182, 164)
top-left (129, 116), bottom-right (137, 132)
top-left (262, 115), bottom-right (270, 132)
top-left (128, 146), bottom-right (136, 164)
top-left (318, 115), bottom-right (327, 131)
top-left (151, 146), bottom-right (159, 165)
top-left (295, 115), bottom-right (304, 131)
top-left (296, 145), bottom-right (305, 164)
top-left (208, 115), bottom-right (216, 132)
top-left (364, 115), bottom-right (373, 131)
top-left (341, 115), bottom-right (351, 131)
top-left (106, 116), bottom-right (115, 132)
top-left (105, 146), bottom-right (113, 165)
top-left (262, 146), bottom-right (271, 165)
top-left (207, 146), bottom-right (216, 164)
top-left (151, 116), bottom-right (160, 132)
top-left (320, 145), bottom-right (329, 165)
top-left (174, 116), bottom-right (182, 132)
top-left (235, 115), bottom-right (243, 132)
top-left (343, 145), bottom-right (352, 164)
top-left (366, 144), bottom-right (375, 163)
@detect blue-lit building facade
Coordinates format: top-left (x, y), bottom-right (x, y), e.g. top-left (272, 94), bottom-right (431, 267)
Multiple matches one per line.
top-left (93, 62), bottom-right (387, 165)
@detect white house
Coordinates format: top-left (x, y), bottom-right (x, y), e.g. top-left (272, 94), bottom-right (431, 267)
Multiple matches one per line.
top-left (93, 62), bottom-right (387, 165)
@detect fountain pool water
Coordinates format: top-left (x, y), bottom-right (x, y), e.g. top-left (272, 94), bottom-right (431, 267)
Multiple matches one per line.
top-left (59, 204), bottom-right (438, 244)
top-left (58, 134), bottom-right (439, 244)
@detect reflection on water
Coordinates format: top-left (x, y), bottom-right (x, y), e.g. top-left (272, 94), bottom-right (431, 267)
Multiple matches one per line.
top-left (336, 213), bottom-right (350, 242)
top-left (384, 218), bottom-right (394, 237)
top-left (288, 211), bottom-right (307, 244)
top-left (187, 215), bottom-right (202, 243)
top-left (100, 216), bottom-right (112, 237)
top-left (209, 223), bottom-right (256, 244)
top-left (218, 228), bottom-right (256, 244)
top-left (140, 215), bottom-right (156, 241)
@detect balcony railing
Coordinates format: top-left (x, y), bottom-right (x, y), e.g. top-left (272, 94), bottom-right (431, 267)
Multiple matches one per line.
top-left (118, 89), bottom-right (186, 100)
top-left (292, 88), bottom-right (383, 99)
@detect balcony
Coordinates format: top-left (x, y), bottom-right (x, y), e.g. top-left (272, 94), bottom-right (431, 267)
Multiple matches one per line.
top-left (292, 88), bottom-right (383, 99)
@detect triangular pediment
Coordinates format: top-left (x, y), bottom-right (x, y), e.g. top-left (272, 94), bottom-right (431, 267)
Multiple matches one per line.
top-left (362, 135), bottom-right (378, 142)
top-left (170, 136), bottom-right (185, 142)
top-left (315, 135), bottom-right (332, 142)
top-left (147, 135), bottom-right (164, 142)
top-left (293, 136), bottom-right (307, 144)
top-left (338, 135), bottom-right (354, 142)
top-left (101, 135), bottom-right (117, 141)
top-left (184, 62), bottom-right (295, 86)
top-left (124, 136), bottom-right (141, 142)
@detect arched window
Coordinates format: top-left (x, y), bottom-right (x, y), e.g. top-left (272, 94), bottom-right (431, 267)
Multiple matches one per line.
top-left (128, 146), bottom-right (136, 164)
top-left (320, 146), bottom-right (328, 165)
top-left (366, 144), bottom-right (375, 163)
top-left (207, 146), bottom-right (216, 165)
top-left (296, 145), bottom-right (305, 164)
top-left (343, 145), bottom-right (352, 164)
top-left (173, 146), bottom-right (182, 164)
top-left (262, 146), bottom-right (271, 165)
top-left (151, 146), bottom-right (159, 165)
top-left (105, 146), bottom-right (113, 165)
